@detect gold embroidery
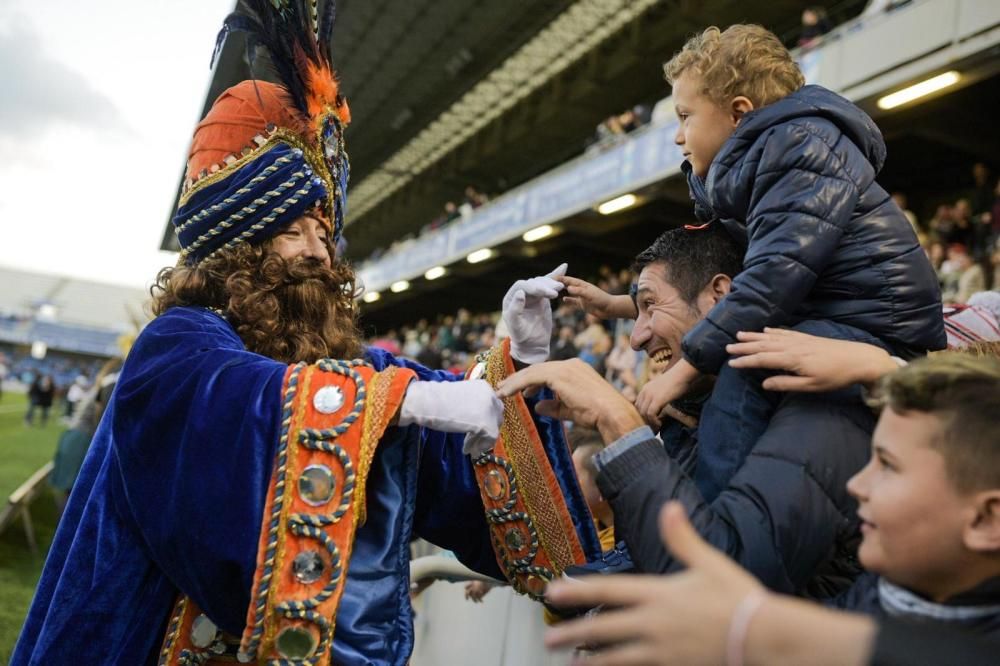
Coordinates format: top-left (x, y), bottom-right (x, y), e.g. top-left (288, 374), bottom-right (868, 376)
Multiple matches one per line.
top-left (484, 346), bottom-right (577, 570)
top-left (354, 366), bottom-right (395, 524)
top-left (178, 128), bottom-right (337, 238)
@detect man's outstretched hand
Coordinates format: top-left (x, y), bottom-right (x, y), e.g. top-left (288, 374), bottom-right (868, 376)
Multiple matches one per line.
top-left (497, 359), bottom-right (643, 443)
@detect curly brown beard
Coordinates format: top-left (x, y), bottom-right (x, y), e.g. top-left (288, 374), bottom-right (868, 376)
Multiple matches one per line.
top-left (150, 243), bottom-right (364, 364)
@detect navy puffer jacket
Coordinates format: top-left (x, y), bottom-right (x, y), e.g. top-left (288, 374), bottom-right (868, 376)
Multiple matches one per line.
top-left (682, 85), bottom-right (946, 374)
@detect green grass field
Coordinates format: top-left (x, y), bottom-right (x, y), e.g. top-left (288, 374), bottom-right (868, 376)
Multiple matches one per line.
top-left (0, 392), bottom-right (62, 664)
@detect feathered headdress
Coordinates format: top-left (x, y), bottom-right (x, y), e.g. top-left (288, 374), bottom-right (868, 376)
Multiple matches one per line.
top-left (171, 0), bottom-right (351, 263)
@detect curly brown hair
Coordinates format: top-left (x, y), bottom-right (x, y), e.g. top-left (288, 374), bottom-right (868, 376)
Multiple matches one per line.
top-left (664, 25), bottom-right (804, 109)
top-left (150, 242), bottom-right (364, 364)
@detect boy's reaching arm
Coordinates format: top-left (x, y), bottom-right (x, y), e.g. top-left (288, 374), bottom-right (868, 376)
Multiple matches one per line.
top-left (559, 275), bottom-right (638, 320)
top-left (634, 357), bottom-right (701, 427)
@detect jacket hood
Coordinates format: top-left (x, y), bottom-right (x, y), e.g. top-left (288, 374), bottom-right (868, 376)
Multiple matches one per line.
top-left (724, 85), bottom-right (887, 173)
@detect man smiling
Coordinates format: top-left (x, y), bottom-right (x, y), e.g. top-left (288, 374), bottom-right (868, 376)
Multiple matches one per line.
top-left (501, 226), bottom-right (872, 596)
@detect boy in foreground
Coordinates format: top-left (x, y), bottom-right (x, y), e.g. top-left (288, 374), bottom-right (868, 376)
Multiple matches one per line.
top-left (545, 353), bottom-right (1000, 664)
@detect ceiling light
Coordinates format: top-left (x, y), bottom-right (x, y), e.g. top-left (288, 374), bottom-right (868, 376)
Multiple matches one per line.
top-left (522, 225), bottom-right (554, 242)
top-left (362, 291), bottom-right (381, 303)
top-left (424, 266), bottom-right (447, 280)
top-left (877, 71), bottom-right (960, 110)
top-left (597, 193), bottom-right (637, 215)
top-left (466, 248), bottom-right (494, 264)
top-left (390, 280), bottom-right (410, 293)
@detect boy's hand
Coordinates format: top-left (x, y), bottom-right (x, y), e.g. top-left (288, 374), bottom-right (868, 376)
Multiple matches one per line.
top-left (559, 276), bottom-right (638, 319)
top-left (634, 359), bottom-right (700, 428)
top-left (727, 327), bottom-right (898, 392)
top-left (543, 502), bottom-right (765, 664)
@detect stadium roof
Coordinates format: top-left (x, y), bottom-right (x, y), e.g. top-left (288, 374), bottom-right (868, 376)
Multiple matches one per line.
top-left (162, 0), bottom-right (831, 257)
top-left (0, 266), bottom-right (148, 331)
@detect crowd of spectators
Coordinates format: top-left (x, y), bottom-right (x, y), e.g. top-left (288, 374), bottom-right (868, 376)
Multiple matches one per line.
top-left (0, 346), bottom-right (102, 392)
top-left (896, 163), bottom-right (1000, 304)
top-left (586, 104), bottom-right (652, 153)
top-left (365, 185), bottom-right (490, 263)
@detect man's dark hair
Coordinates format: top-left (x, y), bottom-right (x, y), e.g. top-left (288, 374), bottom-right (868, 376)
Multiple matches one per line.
top-left (631, 225), bottom-right (743, 304)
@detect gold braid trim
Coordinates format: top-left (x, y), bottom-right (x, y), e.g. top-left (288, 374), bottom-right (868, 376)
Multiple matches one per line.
top-left (354, 366), bottom-right (399, 525)
top-left (179, 127), bottom-right (337, 233)
top-left (483, 345), bottom-right (578, 570)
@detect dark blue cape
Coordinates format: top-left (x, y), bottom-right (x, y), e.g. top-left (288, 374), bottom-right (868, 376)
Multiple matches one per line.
top-left (12, 307), bottom-right (578, 665)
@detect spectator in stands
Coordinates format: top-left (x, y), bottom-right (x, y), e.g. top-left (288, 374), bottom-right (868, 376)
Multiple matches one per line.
top-left (462, 185), bottom-right (488, 211)
top-left (942, 243), bottom-right (985, 303)
top-left (574, 313), bottom-right (612, 371)
top-left (503, 226), bottom-right (871, 598)
top-left (891, 191), bottom-right (919, 234)
top-left (971, 162), bottom-right (993, 219)
top-left (24, 374), bottom-right (54, 427)
top-left (955, 246), bottom-right (987, 304)
top-left (925, 238), bottom-right (945, 274)
top-left (798, 6), bottom-right (833, 48)
top-left (415, 332), bottom-right (444, 369)
top-left (571, 434), bottom-right (615, 550)
top-left (952, 198), bottom-right (976, 249)
top-left (452, 308), bottom-right (474, 352)
top-left (550, 325), bottom-right (579, 361)
top-left (929, 203), bottom-right (957, 243)
top-left (605, 332), bottom-right (640, 400)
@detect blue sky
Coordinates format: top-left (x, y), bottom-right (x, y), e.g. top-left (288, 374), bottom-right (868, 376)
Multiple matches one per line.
top-left (0, 0), bottom-right (234, 287)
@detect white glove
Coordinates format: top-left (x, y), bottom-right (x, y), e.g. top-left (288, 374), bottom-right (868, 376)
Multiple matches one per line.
top-left (502, 263), bottom-right (567, 364)
top-left (397, 379), bottom-right (504, 457)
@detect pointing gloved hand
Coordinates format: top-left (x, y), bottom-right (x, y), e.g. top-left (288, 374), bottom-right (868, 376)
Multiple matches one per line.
top-left (502, 263), bottom-right (568, 365)
top-left (397, 379), bottom-right (504, 457)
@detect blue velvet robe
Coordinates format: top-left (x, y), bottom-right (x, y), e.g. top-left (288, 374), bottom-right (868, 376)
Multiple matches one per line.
top-left (11, 307), bottom-right (559, 665)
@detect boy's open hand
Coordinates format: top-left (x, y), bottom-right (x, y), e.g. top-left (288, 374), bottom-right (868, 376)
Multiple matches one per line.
top-left (727, 327), bottom-right (898, 392)
top-left (634, 359), bottom-right (699, 428)
top-left (543, 502), bottom-right (765, 665)
top-left (559, 275), bottom-right (638, 320)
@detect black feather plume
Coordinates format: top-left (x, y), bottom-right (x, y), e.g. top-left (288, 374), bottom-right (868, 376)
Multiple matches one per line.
top-left (218, 0), bottom-right (339, 119)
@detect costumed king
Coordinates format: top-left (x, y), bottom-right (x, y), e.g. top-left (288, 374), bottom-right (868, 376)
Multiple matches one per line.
top-left (12, 2), bottom-right (601, 664)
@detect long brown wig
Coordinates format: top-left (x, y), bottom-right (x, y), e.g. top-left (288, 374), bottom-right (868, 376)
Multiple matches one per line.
top-left (150, 242), bottom-right (364, 364)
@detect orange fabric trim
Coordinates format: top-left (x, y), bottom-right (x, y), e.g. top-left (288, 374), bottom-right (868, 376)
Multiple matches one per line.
top-left (157, 596), bottom-right (243, 665)
top-left (234, 360), bottom-right (411, 665)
